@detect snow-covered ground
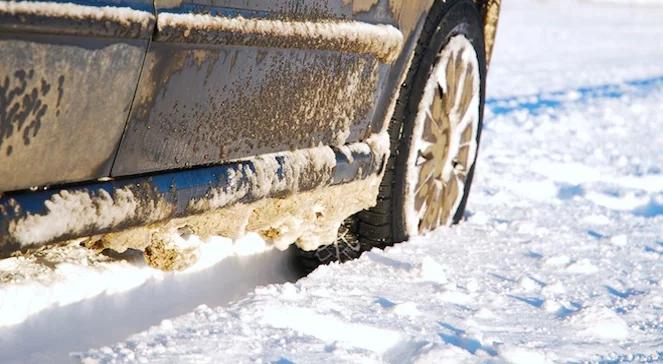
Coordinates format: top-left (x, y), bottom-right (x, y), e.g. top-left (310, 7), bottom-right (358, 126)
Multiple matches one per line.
top-left (3, 0), bottom-right (663, 362)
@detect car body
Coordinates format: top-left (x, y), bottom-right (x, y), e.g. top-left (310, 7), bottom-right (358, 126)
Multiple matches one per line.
top-left (0, 0), bottom-right (500, 265)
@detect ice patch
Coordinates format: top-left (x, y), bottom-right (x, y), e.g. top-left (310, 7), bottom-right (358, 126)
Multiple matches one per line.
top-left (474, 308), bottom-right (496, 319)
top-left (411, 344), bottom-right (473, 363)
top-left (392, 302), bottom-right (421, 317)
top-left (500, 346), bottom-right (550, 364)
top-left (518, 276), bottom-right (541, 292)
top-left (468, 210), bottom-right (491, 224)
top-left (542, 299), bottom-right (562, 313)
top-left (571, 306), bottom-right (630, 340)
top-left (585, 191), bottom-right (649, 211)
top-left (438, 327), bottom-right (497, 357)
top-left (437, 290), bottom-right (474, 306)
top-left (0, 233), bottom-right (271, 327)
top-left (260, 306), bottom-right (402, 353)
top-left (566, 259), bottom-right (599, 274)
top-left (581, 214), bottom-right (611, 225)
top-left (541, 281), bottom-right (566, 296)
top-left (616, 175), bottom-right (663, 193)
top-left (466, 278), bottom-right (480, 293)
top-left (609, 234), bottom-right (628, 247)
top-left (543, 255), bottom-right (572, 267)
top-left (418, 257), bottom-right (448, 284)
top-left (509, 180), bottom-right (558, 202)
top-left (533, 161), bottom-right (602, 185)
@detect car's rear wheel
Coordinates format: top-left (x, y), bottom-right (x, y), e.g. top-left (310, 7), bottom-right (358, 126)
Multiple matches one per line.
top-left (360, 0), bottom-right (486, 245)
top-left (401, 34), bottom-right (482, 235)
top-left (295, 0), bottom-right (486, 269)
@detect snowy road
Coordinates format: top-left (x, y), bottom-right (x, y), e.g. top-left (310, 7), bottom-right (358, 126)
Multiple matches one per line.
top-left (4, 0), bottom-right (663, 362)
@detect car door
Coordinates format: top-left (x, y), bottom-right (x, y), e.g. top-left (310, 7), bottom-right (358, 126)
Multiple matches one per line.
top-left (110, 0), bottom-right (406, 176)
top-left (0, 0), bottom-right (155, 191)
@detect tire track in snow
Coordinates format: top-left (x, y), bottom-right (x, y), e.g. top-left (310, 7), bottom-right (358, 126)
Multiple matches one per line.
top-left (486, 74), bottom-right (663, 116)
top-left (0, 244), bottom-right (308, 364)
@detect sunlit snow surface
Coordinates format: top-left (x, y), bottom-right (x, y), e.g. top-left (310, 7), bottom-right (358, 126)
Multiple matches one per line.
top-left (5, 0), bottom-right (663, 362)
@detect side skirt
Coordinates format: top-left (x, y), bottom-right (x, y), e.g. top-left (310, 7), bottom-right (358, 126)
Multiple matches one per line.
top-left (0, 136), bottom-right (388, 257)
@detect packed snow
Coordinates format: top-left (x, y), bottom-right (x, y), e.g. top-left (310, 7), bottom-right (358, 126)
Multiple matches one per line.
top-left (2, 0), bottom-right (663, 362)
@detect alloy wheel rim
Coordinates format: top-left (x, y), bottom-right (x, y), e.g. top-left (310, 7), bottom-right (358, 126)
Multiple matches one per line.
top-left (405, 35), bottom-right (481, 235)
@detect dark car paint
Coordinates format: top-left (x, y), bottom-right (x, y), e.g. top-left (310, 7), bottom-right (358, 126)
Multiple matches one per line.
top-left (0, 0), bottom-right (154, 191)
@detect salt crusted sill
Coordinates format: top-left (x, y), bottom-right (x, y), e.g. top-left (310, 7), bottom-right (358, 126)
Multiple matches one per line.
top-left (95, 176), bottom-right (382, 271)
top-left (1, 134), bottom-right (390, 270)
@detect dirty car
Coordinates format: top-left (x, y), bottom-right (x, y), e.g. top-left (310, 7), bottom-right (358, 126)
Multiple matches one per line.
top-left (0, 0), bottom-right (500, 270)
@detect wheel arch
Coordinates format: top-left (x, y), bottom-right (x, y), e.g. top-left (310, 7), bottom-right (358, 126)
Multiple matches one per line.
top-left (473, 0), bottom-right (501, 65)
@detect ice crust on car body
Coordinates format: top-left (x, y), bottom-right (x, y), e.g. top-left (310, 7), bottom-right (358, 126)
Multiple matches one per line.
top-left (9, 189), bottom-right (140, 246)
top-left (6, 134), bottom-right (389, 270)
top-left (156, 13), bottom-right (404, 64)
top-left (0, 1), bottom-right (154, 33)
top-left (95, 133), bottom-right (389, 270)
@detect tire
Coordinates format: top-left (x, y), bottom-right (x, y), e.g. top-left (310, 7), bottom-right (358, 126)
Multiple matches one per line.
top-left (359, 0), bottom-right (486, 245)
top-left (295, 0), bottom-right (486, 269)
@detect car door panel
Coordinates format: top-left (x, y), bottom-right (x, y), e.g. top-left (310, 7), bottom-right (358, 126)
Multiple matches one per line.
top-left (0, 0), bottom-right (154, 192)
top-left (111, 0), bottom-right (400, 176)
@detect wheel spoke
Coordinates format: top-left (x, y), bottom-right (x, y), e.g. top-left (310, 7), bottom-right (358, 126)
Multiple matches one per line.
top-left (444, 56), bottom-right (458, 108)
top-left (456, 63), bottom-right (476, 121)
